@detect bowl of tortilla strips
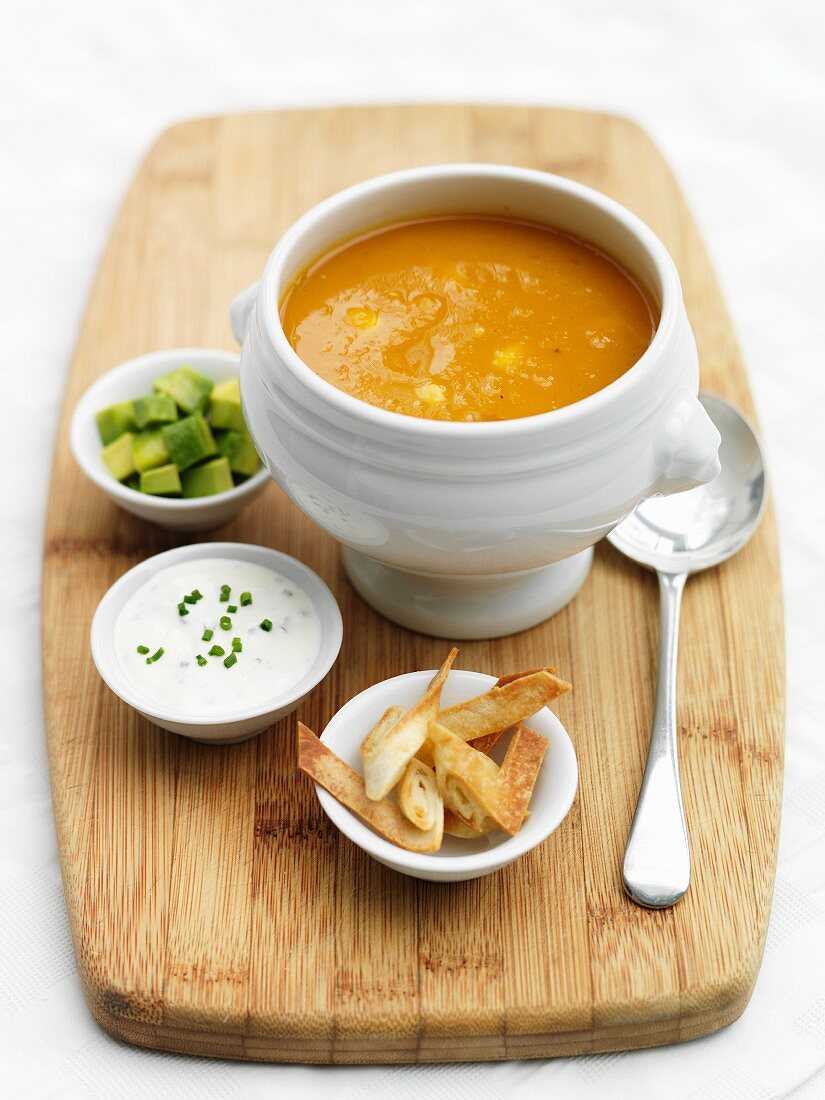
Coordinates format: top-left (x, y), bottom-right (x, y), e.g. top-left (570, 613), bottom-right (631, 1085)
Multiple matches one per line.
top-left (298, 649), bottom-right (578, 881)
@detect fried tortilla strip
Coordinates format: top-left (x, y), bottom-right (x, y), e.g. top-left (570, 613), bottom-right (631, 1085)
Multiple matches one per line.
top-left (465, 729), bottom-right (509, 756)
top-left (298, 723), bottom-right (443, 853)
top-left (467, 669), bottom-right (551, 754)
top-left (367, 704), bottom-right (406, 744)
top-left (495, 667), bottom-right (556, 687)
top-left (428, 720), bottom-right (503, 833)
top-left (444, 809), bottom-right (531, 837)
top-left (429, 720), bottom-right (548, 836)
top-left (462, 670), bottom-right (547, 756)
top-left (361, 647), bottom-right (457, 800)
top-left (444, 808), bottom-right (496, 837)
top-left (397, 758), bottom-right (443, 832)
top-left (438, 670), bottom-right (570, 742)
top-left (498, 724), bottom-right (548, 827)
top-left (417, 668), bottom-right (568, 765)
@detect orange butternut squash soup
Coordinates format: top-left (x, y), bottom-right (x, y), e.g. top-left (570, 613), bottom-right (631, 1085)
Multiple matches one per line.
top-left (280, 216), bottom-right (657, 422)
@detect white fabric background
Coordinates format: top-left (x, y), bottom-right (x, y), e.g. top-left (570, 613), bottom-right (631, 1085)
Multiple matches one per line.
top-left (2, 1), bottom-right (824, 1096)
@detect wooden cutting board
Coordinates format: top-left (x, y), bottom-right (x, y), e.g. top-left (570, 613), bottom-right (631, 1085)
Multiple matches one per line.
top-left (42, 106), bottom-right (784, 1063)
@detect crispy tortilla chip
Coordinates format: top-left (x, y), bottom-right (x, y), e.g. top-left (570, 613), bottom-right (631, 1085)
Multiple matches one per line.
top-left (367, 704), bottom-right (406, 744)
top-left (444, 808), bottom-right (497, 838)
top-left (437, 670), bottom-right (570, 742)
top-left (466, 726), bottom-right (512, 757)
top-left (494, 667), bottom-right (556, 687)
top-left (361, 647), bottom-right (457, 801)
top-left (467, 668), bottom-right (556, 753)
top-left (420, 668), bottom-right (567, 765)
top-left (429, 720), bottom-right (548, 836)
top-left (498, 724), bottom-right (548, 827)
top-left (428, 720), bottom-right (503, 832)
top-left (468, 668), bottom-right (558, 756)
top-left (298, 724), bottom-right (443, 853)
top-left (397, 758), bottom-right (443, 832)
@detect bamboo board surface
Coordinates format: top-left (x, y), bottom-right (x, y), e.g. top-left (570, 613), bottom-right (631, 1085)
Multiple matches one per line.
top-left (42, 106), bottom-right (784, 1063)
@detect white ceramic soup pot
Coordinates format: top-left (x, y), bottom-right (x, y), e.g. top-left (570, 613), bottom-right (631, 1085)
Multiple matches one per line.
top-left (231, 164), bottom-right (721, 639)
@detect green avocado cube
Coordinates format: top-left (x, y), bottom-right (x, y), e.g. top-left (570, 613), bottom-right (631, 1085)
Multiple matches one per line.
top-left (132, 429), bottom-right (171, 472)
top-left (208, 377), bottom-right (246, 432)
top-left (153, 365), bottom-right (213, 414)
top-left (101, 432), bottom-right (136, 481)
top-left (180, 456), bottom-right (234, 498)
top-left (215, 429), bottom-right (260, 477)
top-left (140, 463), bottom-right (182, 496)
top-left (162, 415), bottom-right (217, 471)
top-left (96, 400), bottom-right (136, 445)
top-left (134, 393), bottom-right (178, 429)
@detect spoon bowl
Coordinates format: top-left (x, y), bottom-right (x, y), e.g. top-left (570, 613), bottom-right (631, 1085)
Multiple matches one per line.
top-left (608, 392), bottom-right (767, 908)
top-left (609, 393), bottom-right (767, 573)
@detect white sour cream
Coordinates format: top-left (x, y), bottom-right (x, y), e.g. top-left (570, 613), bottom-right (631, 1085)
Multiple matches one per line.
top-left (113, 558), bottom-right (322, 716)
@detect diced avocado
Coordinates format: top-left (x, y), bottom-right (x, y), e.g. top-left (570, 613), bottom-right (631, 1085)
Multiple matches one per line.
top-left (101, 432), bottom-right (136, 481)
top-left (215, 429), bottom-right (260, 477)
top-left (134, 393), bottom-right (178, 429)
top-left (162, 414), bottom-right (217, 471)
top-left (208, 376), bottom-right (246, 432)
top-left (95, 400), bottom-right (136, 445)
top-left (140, 463), bottom-right (182, 496)
top-left (153, 365), bottom-right (213, 414)
top-left (132, 429), bottom-right (171, 472)
top-left (180, 456), bottom-right (234, 498)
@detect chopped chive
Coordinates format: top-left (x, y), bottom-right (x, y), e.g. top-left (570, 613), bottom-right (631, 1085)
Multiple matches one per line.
top-left (232, 636), bottom-right (243, 653)
top-left (196, 654), bottom-right (208, 667)
top-left (201, 628), bottom-right (214, 642)
top-left (220, 615), bottom-right (232, 631)
top-left (178, 602), bottom-right (189, 617)
top-left (208, 644), bottom-right (225, 657)
top-left (191, 589), bottom-right (203, 601)
top-left (183, 593), bottom-right (198, 605)
top-left (260, 618), bottom-right (272, 632)
top-left (223, 652), bottom-right (237, 669)
top-left (227, 604), bottom-right (238, 614)
top-left (136, 644), bottom-right (150, 655)
top-left (146, 647), bottom-right (164, 664)
top-left (219, 584), bottom-right (231, 602)
top-left (240, 591), bottom-right (252, 606)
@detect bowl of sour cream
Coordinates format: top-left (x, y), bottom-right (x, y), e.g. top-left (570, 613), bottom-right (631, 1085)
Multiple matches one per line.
top-left (91, 543), bottom-right (342, 742)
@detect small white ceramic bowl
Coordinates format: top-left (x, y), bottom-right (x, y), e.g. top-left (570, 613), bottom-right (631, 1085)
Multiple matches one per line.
top-left (91, 542), bottom-right (343, 743)
top-left (71, 348), bottom-right (269, 531)
top-left (316, 669), bottom-right (578, 882)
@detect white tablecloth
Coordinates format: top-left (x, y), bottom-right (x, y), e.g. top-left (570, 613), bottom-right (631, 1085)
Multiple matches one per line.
top-left (3, 1), bottom-right (823, 1096)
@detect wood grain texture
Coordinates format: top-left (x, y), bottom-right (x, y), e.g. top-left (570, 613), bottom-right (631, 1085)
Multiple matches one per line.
top-left (42, 106), bottom-right (784, 1063)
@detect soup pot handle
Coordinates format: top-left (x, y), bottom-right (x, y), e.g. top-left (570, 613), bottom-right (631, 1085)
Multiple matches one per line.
top-left (230, 281), bottom-right (259, 344)
top-left (653, 392), bottom-right (721, 494)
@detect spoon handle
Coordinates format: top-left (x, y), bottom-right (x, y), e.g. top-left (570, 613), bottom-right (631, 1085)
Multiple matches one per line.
top-left (622, 570), bottom-right (690, 908)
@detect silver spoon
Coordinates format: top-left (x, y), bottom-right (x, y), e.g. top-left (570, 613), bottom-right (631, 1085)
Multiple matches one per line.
top-left (607, 393), bottom-right (767, 908)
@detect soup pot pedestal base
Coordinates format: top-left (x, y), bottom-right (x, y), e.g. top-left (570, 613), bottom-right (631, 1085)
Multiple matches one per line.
top-left (342, 547), bottom-right (593, 639)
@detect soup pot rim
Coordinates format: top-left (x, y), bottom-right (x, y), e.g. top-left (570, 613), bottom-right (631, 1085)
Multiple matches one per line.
top-left (255, 162), bottom-right (682, 437)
